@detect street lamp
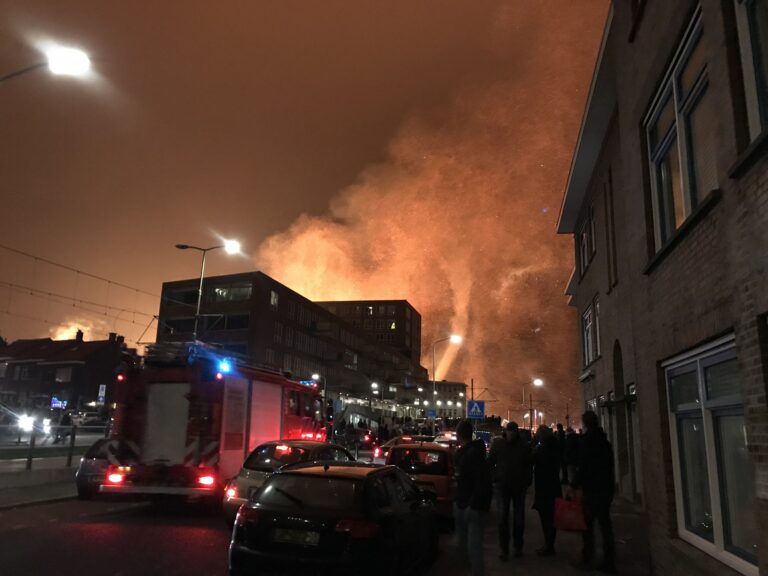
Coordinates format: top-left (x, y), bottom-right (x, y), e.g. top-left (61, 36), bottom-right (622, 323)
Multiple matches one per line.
top-left (2, 45), bottom-right (91, 83)
top-left (523, 377), bottom-right (544, 430)
top-left (175, 240), bottom-right (241, 340)
top-left (431, 334), bottom-right (462, 434)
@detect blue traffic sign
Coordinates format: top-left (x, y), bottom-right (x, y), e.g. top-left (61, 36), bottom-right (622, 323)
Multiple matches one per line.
top-left (467, 400), bottom-right (485, 419)
top-left (426, 409), bottom-right (437, 419)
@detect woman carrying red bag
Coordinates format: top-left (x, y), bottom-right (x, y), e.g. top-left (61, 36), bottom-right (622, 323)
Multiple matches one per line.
top-left (532, 424), bottom-right (563, 556)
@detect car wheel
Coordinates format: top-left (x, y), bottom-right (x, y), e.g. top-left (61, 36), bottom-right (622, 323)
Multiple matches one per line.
top-left (76, 484), bottom-right (94, 500)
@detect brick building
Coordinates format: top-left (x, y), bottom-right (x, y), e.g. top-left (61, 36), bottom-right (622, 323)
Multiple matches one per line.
top-left (559, 3), bottom-right (767, 575)
top-left (315, 300), bottom-right (421, 361)
top-left (157, 272), bottom-right (428, 405)
top-left (0, 331), bottom-right (134, 411)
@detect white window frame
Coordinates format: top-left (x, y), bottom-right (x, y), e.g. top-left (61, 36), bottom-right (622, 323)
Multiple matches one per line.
top-left (734, 0), bottom-right (768, 140)
top-left (644, 6), bottom-right (712, 250)
top-left (662, 334), bottom-right (757, 576)
top-left (582, 304), bottom-right (595, 366)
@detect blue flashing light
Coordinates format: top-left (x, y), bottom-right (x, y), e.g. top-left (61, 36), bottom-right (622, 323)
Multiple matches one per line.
top-left (218, 360), bottom-right (232, 374)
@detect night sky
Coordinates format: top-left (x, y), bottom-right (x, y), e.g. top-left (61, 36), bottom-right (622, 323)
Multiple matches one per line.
top-left (0, 1), bottom-right (607, 421)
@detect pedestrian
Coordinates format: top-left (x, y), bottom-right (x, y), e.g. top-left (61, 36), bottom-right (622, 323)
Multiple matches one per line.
top-left (533, 424), bottom-right (562, 556)
top-left (488, 421), bottom-right (532, 560)
top-left (454, 419), bottom-right (492, 576)
top-left (55, 411), bottom-right (72, 444)
top-left (563, 426), bottom-right (580, 484)
top-left (554, 423), bottom-right (566, 482)
top-left (570, 410), bottom-right (616, 573)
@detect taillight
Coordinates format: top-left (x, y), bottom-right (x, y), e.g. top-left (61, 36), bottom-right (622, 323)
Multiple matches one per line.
top-left (364, 435), bottom-right (370, 442)
top-left (107, 473), bottom-right (124, 484)
top-left (198, 475), bottom-right (216, 487)
top-left (373, 447), bottom-right (381, 458)
top-left (336, 518), bottom-right (379, 539)
top-left (235, 505), bottom-right (259, 527)
top-left (226, 486), bottom-right (237, 499)
top-left (105, 465), bottom-right (129, 484)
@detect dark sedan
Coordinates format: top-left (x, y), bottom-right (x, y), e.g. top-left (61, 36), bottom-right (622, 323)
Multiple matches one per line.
top-left (229, 462), bottom-right (438, 576)
top-left (75, 439), bottom-right (110, 499)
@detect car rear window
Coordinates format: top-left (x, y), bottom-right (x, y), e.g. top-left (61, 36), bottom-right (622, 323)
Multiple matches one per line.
top-left (84, 439), bottom-right (108, 459)
top-left (257, 475), bottom-right (359, 511)
top-left (390, 448), bottom-right (448, 475)
top-left (243, 444), bottom-right (308, 471)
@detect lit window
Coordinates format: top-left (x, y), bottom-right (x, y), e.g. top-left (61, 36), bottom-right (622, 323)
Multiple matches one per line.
top-left (55, 367), bottom-right (72, 383)
top-left (366, 306), bottom-right (374, 316)
top-left (270, 290), bottom-right (279, 310)
top-left (644, 8), bottom-right (716, 250)
top-left (582, 304), bottom-right (595, 367)
top-left (390, 322), bottom-right (396, 330)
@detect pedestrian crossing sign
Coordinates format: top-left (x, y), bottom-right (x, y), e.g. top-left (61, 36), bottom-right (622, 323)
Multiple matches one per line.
top-left (467, 400), bottom-right (485, 419)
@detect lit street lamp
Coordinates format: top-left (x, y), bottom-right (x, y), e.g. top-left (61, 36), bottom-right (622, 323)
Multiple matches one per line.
top-left (523, 377), bottom-right (544, 430)
top-left (430, 334), bottom-right (462, 433)
top-left (175, 240), bottom-right (241, 339)
top-left (1, 45), bottom-right (91, 83)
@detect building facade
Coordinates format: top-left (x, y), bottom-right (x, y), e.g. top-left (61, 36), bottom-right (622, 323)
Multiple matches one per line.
top-left (315, 300), bottom-right (422, 361)
top-left (559, 3), bottom-right (768, 575)
top-left (157, 272), bottom-right (428, 406)
top-left (0, 331), bottom-right (134, 411)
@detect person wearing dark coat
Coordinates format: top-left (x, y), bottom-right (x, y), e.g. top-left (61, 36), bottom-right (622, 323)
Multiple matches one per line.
top-left (571, 410), bottom-right (616, 573)
top-left (554, 423), bottom-right (567, 482)
top-left (533, 425), bottom-right (562, 556)
top-left (454, 419), bottom-right (492, 576)
top-left (488, 421), bottom-right (532, 559)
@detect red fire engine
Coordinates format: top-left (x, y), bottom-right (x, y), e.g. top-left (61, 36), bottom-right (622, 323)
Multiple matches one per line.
top-left (100, 342), bottom-right (325, 501)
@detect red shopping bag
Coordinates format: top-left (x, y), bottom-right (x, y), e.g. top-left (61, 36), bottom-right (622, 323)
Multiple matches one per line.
top-left (554, 496), bottom-right (587, 531)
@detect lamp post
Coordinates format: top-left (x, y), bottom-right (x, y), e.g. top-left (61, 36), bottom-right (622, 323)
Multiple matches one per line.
top-left (523, 377), bottom-right (544, 430)
top-left (175, 240), bottom-right (241, 340)
top-left (431, 334), bottom-right (462, 434)
top-left (1, 46), bottom-right (91, 84)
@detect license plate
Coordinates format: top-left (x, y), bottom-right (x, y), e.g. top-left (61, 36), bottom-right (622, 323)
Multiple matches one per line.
top-left (273, 528), bottom-right (320, 547)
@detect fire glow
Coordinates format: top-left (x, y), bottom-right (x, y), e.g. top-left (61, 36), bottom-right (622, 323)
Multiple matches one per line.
top-left (256, 3), bottom-right (607, 414)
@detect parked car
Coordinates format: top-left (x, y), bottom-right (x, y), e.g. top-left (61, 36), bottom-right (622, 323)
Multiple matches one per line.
top-left (386, 442), bottom-right (455, 519)
top-left (222, 440), bottom-right (355, 523)
top-left (375, 435), bottom-right (434, 463)
top-left (229, 462), bottom-right (438, 575)
top-left (75, 439), bottom-right (110, 499)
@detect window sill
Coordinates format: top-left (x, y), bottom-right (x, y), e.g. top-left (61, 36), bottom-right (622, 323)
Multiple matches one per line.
top-left (728, 128), bottom-right (768, 179)
top-left (643, 189), bottom-right (722, 276)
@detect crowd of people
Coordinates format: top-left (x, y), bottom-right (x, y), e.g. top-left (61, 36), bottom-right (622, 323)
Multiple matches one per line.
top-left (453, 411), bottom-right (616, 576)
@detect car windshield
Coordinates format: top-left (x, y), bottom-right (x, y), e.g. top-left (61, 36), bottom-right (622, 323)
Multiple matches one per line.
top-left (390, 448), bottom-right (448, 475)
top-left (257, 475), bottom-right (359, 511)
top-left (243, 444), bottom-right (308, 471)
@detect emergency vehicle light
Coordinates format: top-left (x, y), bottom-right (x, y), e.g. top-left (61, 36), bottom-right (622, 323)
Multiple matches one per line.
top-left (218, 360), bottom-right (232, 373)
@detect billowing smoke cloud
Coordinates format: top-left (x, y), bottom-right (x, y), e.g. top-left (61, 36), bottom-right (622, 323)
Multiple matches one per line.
top-left (257, 2), bottom-right (606, 421)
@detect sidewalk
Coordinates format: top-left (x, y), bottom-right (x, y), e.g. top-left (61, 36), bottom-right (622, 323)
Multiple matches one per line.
top-left (431, 498), bottom-right (651, 576)
top-left (0, 481), bottom-right (76, 510)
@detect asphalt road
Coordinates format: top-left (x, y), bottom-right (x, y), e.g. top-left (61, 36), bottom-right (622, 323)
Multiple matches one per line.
top-left (0, 499), bottom-right (456, 576)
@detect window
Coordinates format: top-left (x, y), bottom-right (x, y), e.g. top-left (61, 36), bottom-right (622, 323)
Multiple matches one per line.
top-left (387, 305), bottom-right (396, 316)
top-left (273, 322), bottom-right (284, 344)
top-left (581, 297), bottom-right (600, 367)
top-left (734, 0), bottom-right (768, 140)
top-left (664, 337), bottom-right (758, 573)
top-left (164, 288), bottom-right (198, 306)
top-left (604, 172), bottom-right (619, 288)
top-left (0, 363), bottom-right (7, 378)
top-left (645, 8), bottom-right (717, 250)
top-left (210, 282), bottom-right (252, 302)
top-left (265, 348), bottom-right (275, 366)
top-left (390, 321), bottom-right (397, 330)
top-left (375, 319), bottom-right (386, 330)
top-left (270, 290), bottom-right (279, 310)
top-left (163, 317), bottom-right (195, 334)
top-left (55, 367), bottom-right (72, 383)
top-left (18, 365), bottom-right (32, 380)
top-left (225, 314), bottom-right (249, 330)
top-left (366, 306), bottom-right (374, 316)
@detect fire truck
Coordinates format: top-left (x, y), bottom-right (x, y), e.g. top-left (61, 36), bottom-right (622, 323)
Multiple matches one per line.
top-left (99, 342), bottom-right (325, 502)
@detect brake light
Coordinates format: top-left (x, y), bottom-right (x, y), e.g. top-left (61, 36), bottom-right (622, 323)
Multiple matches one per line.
top-left (335, 518), bottom-right (380, 538)
top-left (315, 432), bottom-right (323, 439)
top-left (107, 473), bottom-right (124, 484)
top-left (198, 475), bottom-right (216, 486)
top-left (374, 447), bottom-right (381, 458)
top-left (226, 486), bottom-right (237, 499)
top-left (364, 435), bottom-right (370, 442)
top-left (402, 436), bottom-right (412, 441)
top-left (235, 506), bottom-right (259, 527)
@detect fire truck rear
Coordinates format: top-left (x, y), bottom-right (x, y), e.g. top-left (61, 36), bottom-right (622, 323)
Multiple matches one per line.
top-left (100, 343), bottom-right (323, 502)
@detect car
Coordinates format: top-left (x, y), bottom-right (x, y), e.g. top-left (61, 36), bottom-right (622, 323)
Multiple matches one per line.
top-left (71, 411), bottom-right (100, 426)
top-left (222, 440), bottom-right (355, 523)
top-left (374, 435), bottom-right (434, 463)
top-left (75, 439), bottom-right (110, 499)
top-left (386, 442), bottom-right (455, 519)
top-left (229, 462), bottom-right (438, 576)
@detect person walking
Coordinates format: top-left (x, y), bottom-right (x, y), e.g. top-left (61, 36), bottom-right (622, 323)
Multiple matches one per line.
top-left (532, 424), bottom-right (562, 556)
top-left (554, 423), bottom-right (567, 483)
top-left (571, 410), bottom-right (616, 573)
top-left (454, 419), bottom-right (492, 576)
top-left (488, 421), bottom-right (532, 560)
